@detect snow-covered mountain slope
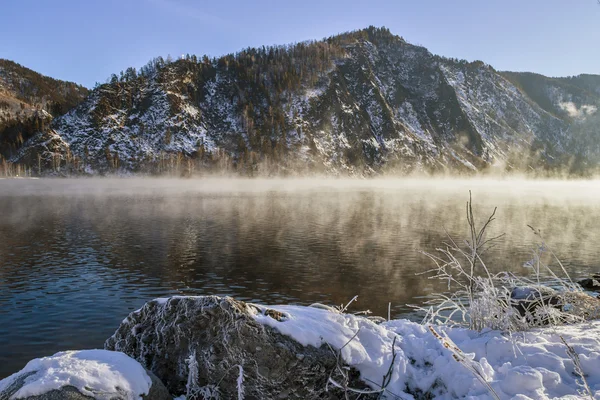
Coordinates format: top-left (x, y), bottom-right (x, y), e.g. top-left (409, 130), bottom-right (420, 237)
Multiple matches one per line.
top-left (0, 59), bottom-right (88, 162)
top-left (12, 27), bottom-right (600, 175)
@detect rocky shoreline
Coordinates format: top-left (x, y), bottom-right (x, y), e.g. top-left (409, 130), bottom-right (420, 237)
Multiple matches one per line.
top-left (2, 288), bottom-right (600, 399)
top-left (1, 296), bottom-right (376, 400)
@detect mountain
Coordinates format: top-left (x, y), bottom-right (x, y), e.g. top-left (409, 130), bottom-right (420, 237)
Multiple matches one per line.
top-left (7, 27), bottom-right (600, 176)
top-left (0, 59), bottom-right (89, 167)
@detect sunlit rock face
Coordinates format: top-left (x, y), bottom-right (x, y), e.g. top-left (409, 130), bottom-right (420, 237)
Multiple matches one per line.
top-left (105, 296), bottom-right (372, 399)
top-left (11, 27), bottom-right (600, 175)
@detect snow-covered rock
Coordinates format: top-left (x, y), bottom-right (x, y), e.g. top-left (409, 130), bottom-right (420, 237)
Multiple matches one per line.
top-left (105, 296), bottom-right (372, 399)
top-left (265, 303), bottom-right (600, 399)
top-left (0, 350), bottom-right (170, 400)
top-left (107, 295), bottom-right (600, 399)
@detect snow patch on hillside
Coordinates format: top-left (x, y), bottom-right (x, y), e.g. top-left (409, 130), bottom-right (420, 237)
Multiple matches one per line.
top-left (559, 101), bottom-right (597, 119)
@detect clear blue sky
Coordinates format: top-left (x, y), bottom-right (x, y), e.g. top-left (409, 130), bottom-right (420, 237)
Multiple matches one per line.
top-left (1, 0), bottom-right (599, 88)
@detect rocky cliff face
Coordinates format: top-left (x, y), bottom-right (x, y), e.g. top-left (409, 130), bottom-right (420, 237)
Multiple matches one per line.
top-left (9, 27), bottom-right (600, 175)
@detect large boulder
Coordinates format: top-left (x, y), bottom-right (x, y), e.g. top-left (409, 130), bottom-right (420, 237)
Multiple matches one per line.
top-left (0, 350), bottom-right (170, 400)
top-left (105, 296), bottom-right (373, 399)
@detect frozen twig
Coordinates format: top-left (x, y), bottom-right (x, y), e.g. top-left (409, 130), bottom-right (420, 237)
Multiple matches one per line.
top-left (429, 326), bottom-right (501, 400)
top-left (559, 335), bottom-right (593, 400)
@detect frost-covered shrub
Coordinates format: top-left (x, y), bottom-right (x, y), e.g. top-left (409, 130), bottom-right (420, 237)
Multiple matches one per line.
top-left (419, 193), bottom-right (599, 332)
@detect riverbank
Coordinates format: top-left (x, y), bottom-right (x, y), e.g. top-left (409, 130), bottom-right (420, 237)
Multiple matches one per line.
top-left (2, 295), bottom-right (600, 399)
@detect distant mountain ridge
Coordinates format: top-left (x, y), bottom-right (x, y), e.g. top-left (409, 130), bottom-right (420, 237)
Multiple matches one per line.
top-left (4, 27), bottom-right (600, 176)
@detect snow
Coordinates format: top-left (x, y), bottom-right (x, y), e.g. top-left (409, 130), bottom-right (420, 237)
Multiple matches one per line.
top-left (438, 62), bottom-right (565, 165)
top-left (254, 303), bottom-right (600, 399)
top-left (304, 87), bottom-right (325, 100)
top-left (559, 101), bottom-right (597, 119)
top-left (0, 350), bottom-right (152, 400)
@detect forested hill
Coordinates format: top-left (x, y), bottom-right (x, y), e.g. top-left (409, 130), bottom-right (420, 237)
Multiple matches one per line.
top-left (6, 27), bottom-right (600, 176)
top-left (0, 59), bottom-right (89, 164)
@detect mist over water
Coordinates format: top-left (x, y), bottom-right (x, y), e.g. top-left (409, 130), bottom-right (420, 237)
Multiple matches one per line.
top-left (1, 177), bottom-right (600, 377)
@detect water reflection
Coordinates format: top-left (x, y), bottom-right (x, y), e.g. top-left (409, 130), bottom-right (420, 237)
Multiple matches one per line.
top-left (0, 178), bottom-right (599, 377)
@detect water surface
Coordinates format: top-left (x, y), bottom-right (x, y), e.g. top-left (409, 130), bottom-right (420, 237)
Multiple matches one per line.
top-left (1, 178), bottom-right (599, 377)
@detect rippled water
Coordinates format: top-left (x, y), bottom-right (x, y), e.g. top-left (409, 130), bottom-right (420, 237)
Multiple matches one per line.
top-left (1, 178), bottom-right (600, 377)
